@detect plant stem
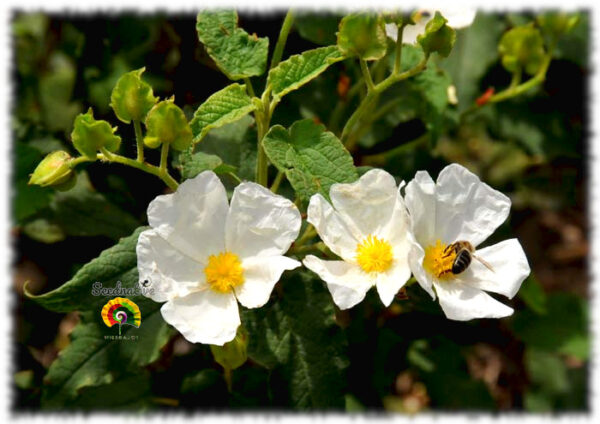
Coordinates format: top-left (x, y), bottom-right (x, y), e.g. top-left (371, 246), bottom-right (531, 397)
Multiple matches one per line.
top-left (359, 59), bottom-right (375, 92)
top-left (224, 367), bottom-right (233, 393)
top-left (361, 133), bottom-right (428, 166)
top-left (270, 10), bottom-right (295, 69)
top-left (227, 171), bottom-right (243, 185)
top-left (270, 170), bottom-right (285, 193)
top-left (244, 77), bottom-right (255, 97)
top-left (393, 24), bottom-right (405, 75)
top-left (133, 120), bottom-right (144, 163)
top-left (159, 142), bottom-right (170, 174)
top-left (341, 54), bottom-right (429, 145)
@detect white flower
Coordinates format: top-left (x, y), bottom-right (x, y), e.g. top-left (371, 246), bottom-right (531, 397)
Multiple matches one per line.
top-left (303, 169), bottom-right (412, 310)
top-left (136, 171), bottom-right (301, 345)
top-left (404, 163), bottom-right (530, 320)
top-left (385, 8), bottom-right (477, 45)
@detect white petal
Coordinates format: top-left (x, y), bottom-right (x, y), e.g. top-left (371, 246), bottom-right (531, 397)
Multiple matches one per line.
top-left (385, 23), bottom-right (398, 41)
top-left (435, 163), bottom-right (511, 247)
top-left (440, 8), bottom-right (476, 28)
top-left (147, 171), bottom-right (228, 262)
top-left (458, 239), bottom-right (530, 299)
top-left (375, 246), bottom-right (412, 307)
top-left (136, 229), bottom-right (206, 303)
top-left (330, 169), bottom-right (398, 240)
top-left (407, 236), bottom-right (436, 299)
top-left (225, 182), bottom-right (301, 259)
top-left (382, 181), bottom-right (411, 246)
top-left (307, 194), bottom-right (359, 262)
top-left (303, 255), bottom-right (373, 310)
top-left (434, 282), bottom-right (514, 321)
top-left (160, 290), bottom-right (240, 345)
top-left (405, 170), bottom-right (437, 247)
top-left (235, 256), bottom-right (300, 309)
top-left (402, 21), bottom-right (428, 44)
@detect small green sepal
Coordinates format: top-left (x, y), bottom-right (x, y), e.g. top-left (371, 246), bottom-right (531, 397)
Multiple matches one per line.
top-left (499, 24), bottom-right (546, 75)
top-left (28, 150), bottom-right (75, 188)
top-left (110, 67), bottom-right (158, 124)
top-left (71, 108), bottom-right (122, 159)
top-left (416, 11), bottom-right (456, 58)
top-left (143, 98), bottom-right (193, 151)
top-left (210, 326), bottom-right (248, 371)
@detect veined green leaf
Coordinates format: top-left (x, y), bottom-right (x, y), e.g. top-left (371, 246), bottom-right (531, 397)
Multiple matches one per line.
top-left (337, 13), bottom-right (387, 61)
top-left (190, 83), bottom-right (256, 142)
top-left (242, 271), bottom-right (348, 409)
top-left (268, 46), bottom-right (345, 102)
top-left (28, 227), bottom-right (173, 408)
top-left (196, 11), bottom-right (269, 80)
top-left (262, 119), bottom-right (358, 201)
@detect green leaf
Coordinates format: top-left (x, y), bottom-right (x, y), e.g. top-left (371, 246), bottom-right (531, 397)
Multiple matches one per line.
top-left (511, 293), bottom-right (589, 360)
top-left (22, 218), bottom-right (66, 243)
top-left (262, 119), bottom-right (358, 201)
top-left (49, 172), bottom-right (140, 240)
top-left (295, 14), bottom-right (340, 46)
top-left (242, 271), bottom-right (348, 409)
top-left (196, 10), bottom-right (269, 80)
top-left (195, 115), bottom-right (257, 181)
top-left (29, 227), bottom-right (173, 408)
top-left (189, 83), bottom-right (256, 143)
top-left (268, 46), bottom-right (345, 102)
top-left (525, 348), bottom-right (569, 394)
top-left (26, 227), bottom-right (146, 313)
top-left (174, 150), bottom-right (229, 181)
top-left (337, 13), bottom-right (387, 61)
top-left (66, 373), bottom-right (153, 410)
top-left (417, 12), bottom-right (456, 58)
top-left (517, 275), bottom-right (548, 314)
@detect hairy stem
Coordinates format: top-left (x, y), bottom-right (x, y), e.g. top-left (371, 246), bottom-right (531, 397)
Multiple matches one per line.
top-left (133, 119), bottom-right (145, 163)
top-left (270, 10), bottom-right (295, 69)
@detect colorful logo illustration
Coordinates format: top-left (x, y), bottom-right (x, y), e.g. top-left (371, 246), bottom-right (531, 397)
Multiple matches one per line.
top-left (101, 297), bottom-right (141, 335)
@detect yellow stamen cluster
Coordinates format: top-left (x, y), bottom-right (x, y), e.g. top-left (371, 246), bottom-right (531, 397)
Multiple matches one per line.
top-left (204, 251), bottom-right (244, 293)
top-left (423, 239), bottom-right (456, 280)
top-left (356, 235), bottom-right (394, 273)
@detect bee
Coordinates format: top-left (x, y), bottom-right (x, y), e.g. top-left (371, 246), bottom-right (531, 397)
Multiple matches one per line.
top-left (442, 241), bottom-right (495, 275)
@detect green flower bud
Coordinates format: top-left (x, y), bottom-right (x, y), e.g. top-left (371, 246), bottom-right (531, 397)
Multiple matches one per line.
top-left (143, 98), bottom-right (193, 151)
top-left (498, 24), bottom-right (545, 75)
top-left (71, 108), bottom-right (121, 159)
top-left (210, 326), bottom-right (248, 371)
top-left (417, 12), bottom-right (456, 58)
top-left (28, 150), bottom-right (75, 188)
top-left (337, 13), bottom-right (388, 61)
top-left (110, 67), bottom-right (158, 124)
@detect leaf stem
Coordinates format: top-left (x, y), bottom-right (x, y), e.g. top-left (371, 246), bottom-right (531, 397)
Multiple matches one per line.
top-left (244, 77), bottom-right (255, 98)
top-left (270, 170), bottom-right (285, 193)
top-left (341, 54), bottom-right (430, 146)
top-left (159, 142), bottom-right (170, 174)
top-left (270, 10), bottom-right (295, 69)
top-left (133, 120), bottom-right (145, 163)
top-left (393, 24), bottom-right (405, 75)
top-left (359, 59), bottom-right (375, 92)
top-left (224, 367), bottom-right (233, 393)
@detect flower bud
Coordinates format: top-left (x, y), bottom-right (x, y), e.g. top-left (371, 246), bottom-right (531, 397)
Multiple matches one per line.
top-left (210, 326), bottom-right (248, 371)
top-left (537, 12), bottom-right (579, 40)
top-left (417, 11), bottom-right (456, 58)
top-left (28, 150), bottom-right (75, 188)
top-left (71, 108), bottom-right (122, 159)
top-left (143, 98), bottom-right (193, 151)
top-left (110, 67), bottom-right (158, 124)
top-left (499, 24), bottom-right (545, 75)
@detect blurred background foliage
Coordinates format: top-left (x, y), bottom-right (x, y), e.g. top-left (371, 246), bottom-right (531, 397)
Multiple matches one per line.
top-left (12, 11), bottom-right (588, 412)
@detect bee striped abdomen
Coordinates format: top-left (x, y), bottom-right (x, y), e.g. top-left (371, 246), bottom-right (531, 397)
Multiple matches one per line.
top-left (451, 250), bottom-right (472, 274)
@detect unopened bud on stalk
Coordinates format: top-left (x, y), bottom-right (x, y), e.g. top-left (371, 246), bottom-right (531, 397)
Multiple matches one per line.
top-left (28, 150), bottom-right (76, 190)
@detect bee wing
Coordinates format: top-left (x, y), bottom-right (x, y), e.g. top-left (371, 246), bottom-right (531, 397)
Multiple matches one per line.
top-left (473, 254), bottom-right (495, 273)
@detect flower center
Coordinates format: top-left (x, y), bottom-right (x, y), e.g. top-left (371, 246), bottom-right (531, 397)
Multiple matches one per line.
top-left (204, 251), bottom-right (244, 294)
top-left (356, 235), bottom-right (394, 273)
top-left (423, 239), bottom-right (457, 280)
